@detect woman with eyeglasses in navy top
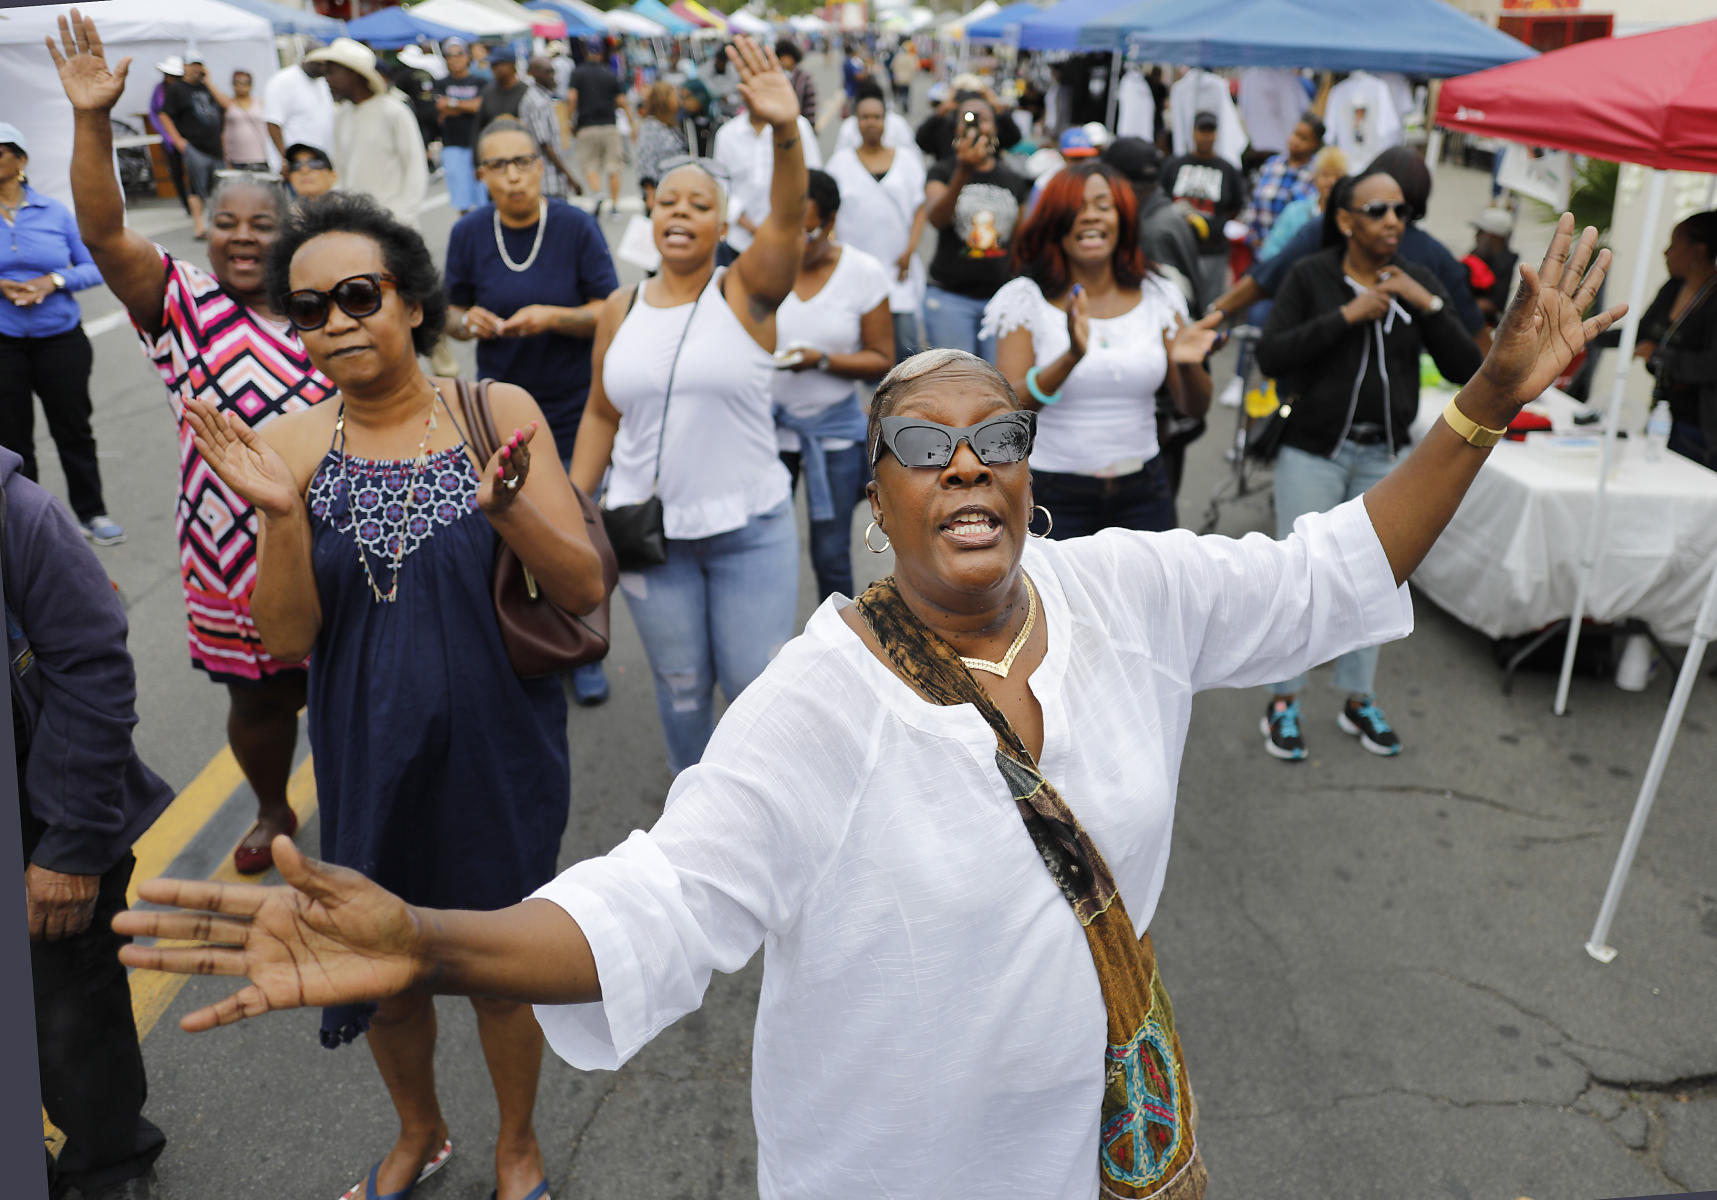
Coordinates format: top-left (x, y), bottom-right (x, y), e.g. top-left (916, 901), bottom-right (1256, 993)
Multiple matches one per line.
top-left (1253, 168), bottom-right (1483, 765)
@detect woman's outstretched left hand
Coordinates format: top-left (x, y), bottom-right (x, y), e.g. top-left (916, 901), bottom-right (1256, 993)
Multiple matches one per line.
top-left (728, 36), bottom-right (799, 129)
top-left (478, 421), bottom-right (537, 514)
top-left (1472, 213), bottom-right (1628, 419)
top-left (1165, 313), bottom-right (1219, 365)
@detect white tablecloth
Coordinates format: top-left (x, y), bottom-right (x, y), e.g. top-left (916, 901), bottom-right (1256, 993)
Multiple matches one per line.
top-left (1409, 386), bottom-right (1717, 645)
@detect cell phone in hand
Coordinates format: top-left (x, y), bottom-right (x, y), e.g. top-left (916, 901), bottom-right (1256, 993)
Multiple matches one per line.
top-left (773, 349), bottom-right (807, 370)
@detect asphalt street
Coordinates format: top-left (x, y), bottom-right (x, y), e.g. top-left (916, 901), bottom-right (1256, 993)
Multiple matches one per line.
top-left (25, 58), bottom-right (1717, 1199)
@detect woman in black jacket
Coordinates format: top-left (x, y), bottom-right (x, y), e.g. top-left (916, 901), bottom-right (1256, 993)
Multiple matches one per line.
top-left (1253, 168), bottom-right (1482, 764)
top-left (1637, 210), bottom-right (1717, 467)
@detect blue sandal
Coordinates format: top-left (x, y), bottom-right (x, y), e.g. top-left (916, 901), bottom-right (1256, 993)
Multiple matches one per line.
top-left (337, 1138), bottom-right (453, 1200)
top-left (489, 1182), bottom-right (551, 1200)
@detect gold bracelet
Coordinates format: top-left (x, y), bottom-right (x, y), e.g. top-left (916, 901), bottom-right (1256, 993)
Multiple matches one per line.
top-left (1441, 396), bottom-right (1509, 448)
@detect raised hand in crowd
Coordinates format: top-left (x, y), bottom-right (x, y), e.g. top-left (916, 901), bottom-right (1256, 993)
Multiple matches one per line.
top-left (45, 8), bottom-right (129, 114)
top-left (183, 396), bottom-right (302, 521)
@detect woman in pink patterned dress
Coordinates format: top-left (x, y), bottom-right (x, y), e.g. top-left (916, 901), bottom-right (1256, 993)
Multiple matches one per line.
top-left (53, 14), bottom-right (334, 874)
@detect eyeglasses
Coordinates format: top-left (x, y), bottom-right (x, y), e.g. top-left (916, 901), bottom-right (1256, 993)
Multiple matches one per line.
top-left (289, 157), bottom-right (333, 172)
top-left (284, 273), bottom-right (398, 331)
top-left (1349, 200), bottom-right (1413, 222)
top-left (658, 154), bottom-right (732, 186)
top-left (872, 412), bottom-right (1036, 469)
top-left (478, 153), bottom-right (541, 174)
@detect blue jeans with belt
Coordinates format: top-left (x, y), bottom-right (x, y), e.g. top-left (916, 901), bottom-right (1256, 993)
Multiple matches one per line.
top-left (619, 499), bottom-right (800, 773)
top-left (1030, 457), bottom-right (1176, 539)
top-left (1271, 439), bottom-right (1398, 697)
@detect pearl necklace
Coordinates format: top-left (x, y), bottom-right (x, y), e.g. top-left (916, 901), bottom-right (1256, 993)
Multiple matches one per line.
top-left (494, 200), bottom-right (548, 272)
top-left (961, 576), bottom-right (1038, 678)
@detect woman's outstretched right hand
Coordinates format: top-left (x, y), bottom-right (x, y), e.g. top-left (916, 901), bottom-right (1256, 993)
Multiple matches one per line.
top-left (46, 10), bottom-right (130, 114)
top-left (185, 396), bottom-right (302, 520)
top-left (113, 838), bottom-right (427, 1033)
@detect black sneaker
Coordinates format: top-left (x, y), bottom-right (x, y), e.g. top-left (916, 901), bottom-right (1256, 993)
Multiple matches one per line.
top-left (1260, 698), bottom-right (1307, 761)
top-left (1338, 697), bottom-right (1402, 756)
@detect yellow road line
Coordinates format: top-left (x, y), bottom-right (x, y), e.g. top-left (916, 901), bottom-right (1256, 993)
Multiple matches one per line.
top-left (46, 753), bottom-right (318, 1156)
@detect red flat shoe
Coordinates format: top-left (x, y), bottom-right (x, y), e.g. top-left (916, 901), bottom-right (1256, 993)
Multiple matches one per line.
top-left (233, 808), bottom-right (300, 875)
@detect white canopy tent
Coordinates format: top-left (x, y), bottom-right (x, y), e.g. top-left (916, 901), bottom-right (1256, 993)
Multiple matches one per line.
top-left (726, 9), bottom-right (774, 36)
top-left (407, 0), bottom-right (532, 39)
top-left (604, 7), bottom-right (671, 36)
top-left (0, 0), bottom-right (277, 210)
top-left (462, 0), bottom-right (558, 34)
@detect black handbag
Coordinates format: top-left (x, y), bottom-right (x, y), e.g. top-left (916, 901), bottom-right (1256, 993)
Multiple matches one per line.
top-left (602, 283), bottom-right (703, 571)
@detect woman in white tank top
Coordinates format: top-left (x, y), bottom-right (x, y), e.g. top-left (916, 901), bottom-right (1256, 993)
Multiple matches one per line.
top-left (571, 38), bottom-right (810, 773)
top-left (985, 162), bottom-right (1217, 537)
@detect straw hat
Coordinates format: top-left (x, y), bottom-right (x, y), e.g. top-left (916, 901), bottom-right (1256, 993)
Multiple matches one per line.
top-left (305, 38), bottom-right (390, 98)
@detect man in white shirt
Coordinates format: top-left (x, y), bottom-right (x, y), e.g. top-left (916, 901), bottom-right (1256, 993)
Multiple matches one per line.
top-left (263, 58), bottom-right (335, 164)
top-left (306, 39), bottom-right (427, 229)
top-left (710, 107), bottom-right (820, 252)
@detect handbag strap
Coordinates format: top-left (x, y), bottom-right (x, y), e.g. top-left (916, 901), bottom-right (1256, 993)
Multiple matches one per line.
top-left (452, 377), bottom-right (503, 470)
top-left (643, 276), bottom-right (707, 497)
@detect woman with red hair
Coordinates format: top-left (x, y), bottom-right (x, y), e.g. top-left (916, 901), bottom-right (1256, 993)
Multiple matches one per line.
top-left (984, 162), bottom-right (1216, 535)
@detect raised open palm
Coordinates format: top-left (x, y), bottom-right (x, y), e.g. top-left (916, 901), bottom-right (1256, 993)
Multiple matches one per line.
top-left (184, 396), bottom-right (302, 520)
top-left (45, 9), bottom-right (131, 114)
top-left (728, 36), bottom-right (799, 129)
top-left (113, 838), bottom-right (425, 1032)
top-left (1477, 213), bottom-right (1628, 412)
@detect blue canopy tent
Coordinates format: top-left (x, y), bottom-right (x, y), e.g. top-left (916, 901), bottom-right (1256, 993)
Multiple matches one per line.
top-left (965, 2), bottom-right (1040, 42)
top-left (1014, 0), bottom-right (1138, 52)
top-left (345, 5), bottom-right (469, 50)
top-left (1076, 0), bottom-right (1219, 53)
top-left (1081, 0), bottom-right (1534, 75)
top-left (525, 0), bottom-right (606, 38)
top-left (629, 0), bottom-right (698, 35)
top-left (219, 0), bottom-right (346, 39)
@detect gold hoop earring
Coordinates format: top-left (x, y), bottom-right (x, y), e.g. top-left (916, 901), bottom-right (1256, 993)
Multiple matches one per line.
top-left (1029, 505), bottom-right (1053, 539)
top-left (863, 520), bottom-right (890, 554)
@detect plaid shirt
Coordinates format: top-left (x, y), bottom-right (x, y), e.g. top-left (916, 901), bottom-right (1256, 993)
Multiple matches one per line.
top-left (520, 81), bottom-right (567, 199)
top-left (1242, 153), bottom-right (1315, 249)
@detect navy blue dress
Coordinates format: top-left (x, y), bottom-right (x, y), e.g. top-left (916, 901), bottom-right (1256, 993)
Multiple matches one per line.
top-left (305, 435), bottom-right (570, 1046)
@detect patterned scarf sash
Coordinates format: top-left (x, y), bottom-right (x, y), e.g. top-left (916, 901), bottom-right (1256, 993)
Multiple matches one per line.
top-left (857, 576), bottom-right (1206, 1200)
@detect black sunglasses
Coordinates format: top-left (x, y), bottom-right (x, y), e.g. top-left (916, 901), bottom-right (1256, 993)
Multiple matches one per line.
top-left (289, 156), bottom-right (333, 172)
top-left (872, 412), bottom-right (1036, 469)
top-left (285, 273), bottom-right (398, 331)
top-left (1350, 200), bottom-right (1413, 222)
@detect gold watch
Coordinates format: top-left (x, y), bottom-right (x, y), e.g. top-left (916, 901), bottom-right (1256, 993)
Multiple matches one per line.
top-left (1441, 397), bottom-right (1508, 447)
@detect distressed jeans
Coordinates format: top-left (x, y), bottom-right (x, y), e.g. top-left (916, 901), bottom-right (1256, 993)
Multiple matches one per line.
top-left (1271, 440), bottom-right (1398, 697)
top-left (619, 499), bottom-right (799, 772)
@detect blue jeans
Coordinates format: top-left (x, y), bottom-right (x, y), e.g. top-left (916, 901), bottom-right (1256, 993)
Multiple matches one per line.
top-left (782, 443), bottom-right (870, 600)
top-left (442, 145), bottom-right (482, 212)
top-left (921, 286), bottom-right (997, 362)
top-left (1271, 440), bottom-right (1398, 697)
top-left (1031, 457), bottom-right (1175, 538)
top-left (620, 499), bottom-right (800, 772)
top-left (892, 310), bottom-right (922, 363)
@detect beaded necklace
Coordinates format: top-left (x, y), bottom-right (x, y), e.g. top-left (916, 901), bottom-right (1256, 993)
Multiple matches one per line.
top-left (330, 385), bottom-right (443, 604)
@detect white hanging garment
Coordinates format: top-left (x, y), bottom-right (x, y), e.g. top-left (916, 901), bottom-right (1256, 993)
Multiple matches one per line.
top-left (1116, 68), bottom-right (1155, 141)
top-left (1324, 71), bottom-right (1404, 164)
top-left (1168, 68), bottom-right (1247, 168)
top-left (1237, 67), bottom-right (1309, 156)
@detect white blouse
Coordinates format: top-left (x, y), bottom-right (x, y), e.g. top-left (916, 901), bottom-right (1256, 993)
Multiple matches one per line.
top-left (981, 275), bottom-right (1188, 474)
top-left (533, 498), bottom-right (1412, 1199)
top-left (771, 246), bottom-right (893, 453)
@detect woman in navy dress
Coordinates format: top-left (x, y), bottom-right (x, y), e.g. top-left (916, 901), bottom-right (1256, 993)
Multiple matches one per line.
top-left (186, 191), bottom-right (607, 1200)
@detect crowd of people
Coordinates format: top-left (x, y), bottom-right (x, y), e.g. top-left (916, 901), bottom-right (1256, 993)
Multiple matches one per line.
top-left (1, 11), bottom-right (1691, 1200)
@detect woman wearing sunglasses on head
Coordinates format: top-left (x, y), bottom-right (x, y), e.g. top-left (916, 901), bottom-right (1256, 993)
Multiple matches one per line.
top-left (52, 12), bottom-right (336, 877)
top-left (445, 117), bottom-right (618, 704)
top-left (1253, 169), bottom-right (1484, 765)
top-left (120, 214), bottom-right (1626, 1198)
top-left (185, 190), bottom-right (606, 1200)
top-left (569, 37), bottom-right (807, 774)
top-left (986, 162), bottom-right (1216, 538)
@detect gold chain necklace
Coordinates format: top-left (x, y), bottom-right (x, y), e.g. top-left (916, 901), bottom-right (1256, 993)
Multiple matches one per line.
top-left (961, 576), bottom-right (1038, 679)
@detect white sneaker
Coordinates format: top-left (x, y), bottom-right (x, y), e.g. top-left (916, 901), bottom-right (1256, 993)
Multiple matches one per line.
top-left (1218, 377), bottom-right (1244, 409)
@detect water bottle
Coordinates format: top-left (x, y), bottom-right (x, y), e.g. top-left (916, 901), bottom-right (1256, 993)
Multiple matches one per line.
top-left (1644, 400), bottom-right (1671, 462)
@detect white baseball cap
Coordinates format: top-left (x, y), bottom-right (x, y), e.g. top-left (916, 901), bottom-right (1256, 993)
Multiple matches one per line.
top-left (1472, 207), bottom-right (1514, 238)
top-left (156, 55), bottom-right (186, 76)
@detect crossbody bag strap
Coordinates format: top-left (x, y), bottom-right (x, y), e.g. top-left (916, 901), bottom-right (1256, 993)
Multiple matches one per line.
top-left (645, 278), bottom-right (707, 497)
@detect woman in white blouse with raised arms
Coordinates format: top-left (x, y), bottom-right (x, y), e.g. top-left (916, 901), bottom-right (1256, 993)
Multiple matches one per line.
top-left (119, 217), bottom-right (1623, 1199)
top-left (989, 161), bottom-right (1213, 536)
top-left (772, 169), bottom-right (894, 601)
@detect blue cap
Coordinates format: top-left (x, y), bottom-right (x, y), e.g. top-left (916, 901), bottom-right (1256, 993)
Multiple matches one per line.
top-left (1058, 126), bottom-right (1096, 158)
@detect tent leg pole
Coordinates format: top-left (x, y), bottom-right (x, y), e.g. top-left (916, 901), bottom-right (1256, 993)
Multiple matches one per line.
top-left (1585, 563), bottom-right (1717, 963)
top-left (1425, 127), bottom-right (1444, 178)
top-left (1553, 168), bottom-right (1667, 716)
top-left (1104, 52), bottom-right (1122, 130)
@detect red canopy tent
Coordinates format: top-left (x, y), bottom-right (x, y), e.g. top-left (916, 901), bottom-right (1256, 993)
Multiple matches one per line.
top-left (1435, 19), bottom-right (1717, 966)
top-left (1434, 17), bottom-right (1717, 173)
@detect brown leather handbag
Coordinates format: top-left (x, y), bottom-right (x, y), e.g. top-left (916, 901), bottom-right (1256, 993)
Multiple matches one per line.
top-left (457, 378), bottom-right (619, 677)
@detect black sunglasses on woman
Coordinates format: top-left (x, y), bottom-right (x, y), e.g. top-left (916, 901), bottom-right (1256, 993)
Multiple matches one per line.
top-left (284, 272), bottom-right (398, 331)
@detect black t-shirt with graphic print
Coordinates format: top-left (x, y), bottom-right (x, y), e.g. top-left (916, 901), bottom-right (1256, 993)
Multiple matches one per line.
top-left (925, 157), bottom-right (1033, 299)
top-left (1162, 153), bottom-right (1247, 257)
